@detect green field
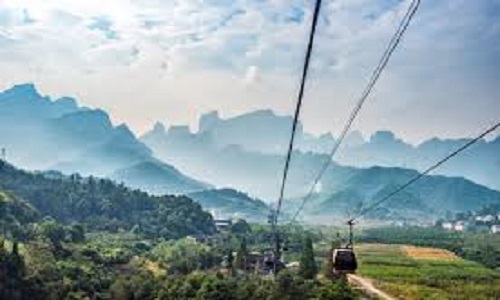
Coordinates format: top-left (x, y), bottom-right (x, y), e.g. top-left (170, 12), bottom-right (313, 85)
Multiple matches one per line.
top-left (357, 244), bottom-right (500, 300)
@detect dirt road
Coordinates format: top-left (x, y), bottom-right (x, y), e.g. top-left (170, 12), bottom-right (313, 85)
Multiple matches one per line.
top-left (348, 274), bottom-right (396, 300)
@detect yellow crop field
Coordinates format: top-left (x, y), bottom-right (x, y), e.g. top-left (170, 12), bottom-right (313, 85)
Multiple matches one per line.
top-left (402, 245), bottom-right (460, 261)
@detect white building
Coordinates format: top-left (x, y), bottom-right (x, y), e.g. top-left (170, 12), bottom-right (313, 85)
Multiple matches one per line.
top-left (454, 221), bottom-right (472, 232)
top-left (492, 225), bottom-right (500, 234)
top-left (476, 215), bottom-right (496, 222)
top-left (442, 222), bottom-right (454, 230)
top-left (214, 219), bottom-right (232, 232)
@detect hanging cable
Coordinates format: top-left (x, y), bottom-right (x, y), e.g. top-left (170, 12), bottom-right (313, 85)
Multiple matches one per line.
top-left (289, 0), bottom-right (421, 223)
top-left (273, 0), bottom-right (323, 225)
top-left (348, 121), bottom-right (500, 223)
top-left (270, 0), bottom-right (323, 274)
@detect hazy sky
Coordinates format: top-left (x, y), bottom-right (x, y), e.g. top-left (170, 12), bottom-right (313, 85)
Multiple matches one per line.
top-left (0, 0), bottom-right (499, 143)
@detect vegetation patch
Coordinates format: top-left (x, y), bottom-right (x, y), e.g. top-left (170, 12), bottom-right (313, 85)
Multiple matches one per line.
top-left (0, 190), bottom-right (11, 203)
top-left (402, 245), bottom-right (460, 261)
top-left (357, 243), bottom-right (500, 300)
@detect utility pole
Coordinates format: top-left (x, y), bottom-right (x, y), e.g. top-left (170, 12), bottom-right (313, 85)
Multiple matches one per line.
top-left (347, 220), bottom-right (354, 248)
top-left (1, 148), bottom-right (5, 161)
top-left (269, 209), bottom-right (281, 276)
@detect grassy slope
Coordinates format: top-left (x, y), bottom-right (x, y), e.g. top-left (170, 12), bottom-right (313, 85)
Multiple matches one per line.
top-left (357, 244), bottom-right (500, 300)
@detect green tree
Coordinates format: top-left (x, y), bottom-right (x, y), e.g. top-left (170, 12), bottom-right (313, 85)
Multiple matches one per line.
top-left (299, 236), bottom-right (317, 280)
top-left (315, 281), bottom-right (358, 300)
top-left (10, 241), bottom-right (25, 277)
top-left (322, 240), bottom-right (341, 280)
top-left (150, 238), bottom-right (220, 275)
top-left (196, 275), bottom-right (236, 300)
top-left (69, 223), bottom-right (85, 243)
top-left (274, 270), bottom-right (314, 300)
top-left (234, 237), bottom-right (248, 270)
top-left (109, 278), bottom-right (132, 300)
top-left (38, 220), bottom-right (66, 247)
top-left (231, 219), bottom-right (251, 235)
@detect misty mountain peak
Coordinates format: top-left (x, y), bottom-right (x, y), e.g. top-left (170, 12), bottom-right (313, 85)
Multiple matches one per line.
top-left (0, 83), bottom-right (83, 120)
top-left (59, 109), bottom-right (113, 132)
top-left (140, 122), bottom-right (167, 143)
top-left (2, 83), bottom-right (41, 100)
top-left (152, 122), bottom-right (167, 134)
top-left (53, 96), bottom-right (79, 113)
top-left (318, 132), bottom-right (334, 140)
top-left (370, 131), bottom-right (397, 144)
top-left (115, 124), bottom-right (135, 138)
top-left (168, 125), bottom-right (192, 136)
top-left (199, 110), bottom-right (220, 133)
top-left (249, 109), bottom-right (276, 117)
top-left (55, 96), bottom-right (78, 107)
top-left (492, 136), bottom-right (500, 146)
top-left (344, 130), bottom-right (365, 148)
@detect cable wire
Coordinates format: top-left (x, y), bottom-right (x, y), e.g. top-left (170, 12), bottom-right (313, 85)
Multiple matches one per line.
top-left (273, 0), bottom-right (323, 225)
top-left (348, 121), bottom-right (500, 223)
top-left (289, 0), bottom-right (421, 223)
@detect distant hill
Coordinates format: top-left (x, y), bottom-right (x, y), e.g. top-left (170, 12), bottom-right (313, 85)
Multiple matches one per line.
top-left (299, 166), bottom-right (500, 222)
top-left (142, 120), bottom-right (338, 200)
top-left (0, 160), bottom-right (215, 239)
top-left (111, 161), bottom-right (209, 195)
top-left (142, 117), bottom-right (500, 221)
top-left (187, 189), bottom-right (270, 222)
top-left (335, 131), bottom-right (500, 191)
top-left (143, 109), bottom-right (500, 191)
top-left (196, 109), bottom-right (336, 154)
top-left (0, 83), bottom-right (206, 195)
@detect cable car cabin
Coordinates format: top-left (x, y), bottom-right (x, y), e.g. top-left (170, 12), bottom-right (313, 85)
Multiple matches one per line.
top-left (333, 248), bottom-right (358, 273)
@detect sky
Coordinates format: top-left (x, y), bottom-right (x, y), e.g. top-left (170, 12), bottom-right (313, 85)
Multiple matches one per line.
top-left (0, 0), bottom-right (499, 143)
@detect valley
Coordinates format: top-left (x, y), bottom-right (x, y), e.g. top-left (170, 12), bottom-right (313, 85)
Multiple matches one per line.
top-left (0, 84), bottom-right (499, 299)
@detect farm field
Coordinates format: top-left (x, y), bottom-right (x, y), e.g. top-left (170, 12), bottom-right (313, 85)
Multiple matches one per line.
top-left (402, 246), bottom-right (459, 261)
top-left (356, 244), bottom-right (500, 300)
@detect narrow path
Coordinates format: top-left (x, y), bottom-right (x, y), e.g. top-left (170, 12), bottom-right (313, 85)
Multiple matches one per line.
top-left (347, 274), bottom-right (396, 300)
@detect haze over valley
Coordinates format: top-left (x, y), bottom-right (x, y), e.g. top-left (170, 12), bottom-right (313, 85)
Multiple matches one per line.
top-left (1, 83), bottom-right (499, 222)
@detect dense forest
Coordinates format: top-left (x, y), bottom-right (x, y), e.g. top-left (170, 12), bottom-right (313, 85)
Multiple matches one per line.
top-left (0, 231), bottom-right (357, 299)
top-left (0, 160), bottom-right (215, 240)
top-left (1, 160), bottom-right (497, 299)
top-left (0, 161), bottom-right (360, 299)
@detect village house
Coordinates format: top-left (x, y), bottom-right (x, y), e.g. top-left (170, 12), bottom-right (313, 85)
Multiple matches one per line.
top-left (453, 221), bottom-right (472, 232)
top-left (442, 222), bottom-right (454, 230)
top-left (475, 215), bottom-right (496, 222)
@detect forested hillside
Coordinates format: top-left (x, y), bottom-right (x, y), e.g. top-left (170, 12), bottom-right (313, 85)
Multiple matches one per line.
top-left (187, 189), bottom-right (270, 222)
top-left (0, 162), bottom-right (359, 299)
top-left (301, 166), bottom-right (500, 221)
top-left (0, 160), bottom-right (215, 239)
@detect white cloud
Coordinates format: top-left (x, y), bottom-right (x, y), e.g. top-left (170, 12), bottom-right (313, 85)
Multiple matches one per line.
top-left (0, 0), bottom-right (498, 142)
top-left (244, 65), bottom-right (260, 85)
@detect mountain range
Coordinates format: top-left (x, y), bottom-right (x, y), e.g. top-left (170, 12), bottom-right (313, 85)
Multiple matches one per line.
top-left (292, 166), bottom-right (500, 222)
top-left (2, 83), bottom-right (499, 222)
top-left (335, 131), bottom-right (500, 192)
top-left (141, 110), bottom-right (500, 220)
top-left (0, 83), bottom-right (206, 195)
top-left (142, 109), bottom-right (500, 191)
